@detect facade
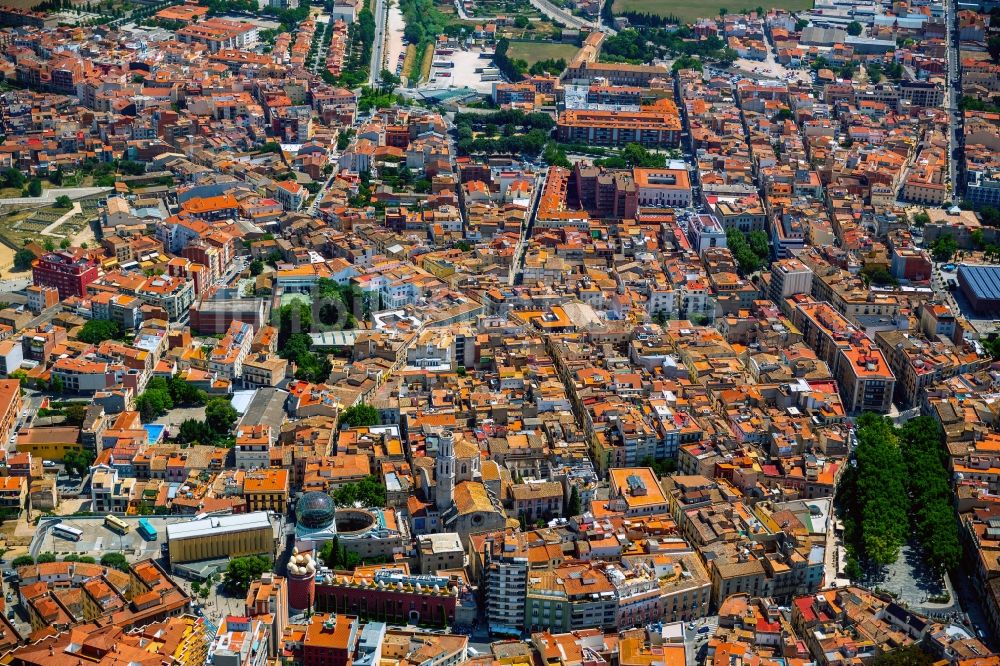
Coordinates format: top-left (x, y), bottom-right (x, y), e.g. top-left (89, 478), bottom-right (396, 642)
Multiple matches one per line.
top-left (136, 275), bottom-right (195, 321)
top-left (769, 258), bottom-right (813, 303)
top-left (209, 320), bottom-right (254, 379)
top-left (166, 512), bottom-right (276, 565)
top-left (557, 109), bottom-right (682, 148)
top-left (32, 251), bottom-right (99, 299)
top-left (313, 566), bottom-right (459, 625)
top-left (243, 468), bottom-right (290, 513)
top-left (25, 285), bottom-right (59, 313)
top-left (302, 614), bottom-right (358, 666)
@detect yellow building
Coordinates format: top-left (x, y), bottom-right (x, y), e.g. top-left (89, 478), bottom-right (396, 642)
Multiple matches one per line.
top-left (243, 468), bottom-right (290, 513)
top-left (159, 614), bottom-right (210, 666)
top-left (166, 512), bottom-right (276, 564)
top-left (15, 426), bottom-right (82, 459)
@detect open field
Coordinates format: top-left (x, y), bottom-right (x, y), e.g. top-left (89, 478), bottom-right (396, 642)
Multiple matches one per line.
top-left (612, 0), bottom-right (813, 21)
top-left (506, 40), bottom-right (579, 65)
top-left (0, 196), bottom-right (100, 249)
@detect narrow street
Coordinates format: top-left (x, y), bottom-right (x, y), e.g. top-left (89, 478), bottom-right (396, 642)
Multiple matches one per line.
top-left (945, 0), bottom-right (963, 199)
top-left (508, 171), bottom-right (546, 286)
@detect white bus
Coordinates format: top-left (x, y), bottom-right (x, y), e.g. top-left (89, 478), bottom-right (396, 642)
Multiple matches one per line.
top-left (53, 524), bottom-right (83, 542)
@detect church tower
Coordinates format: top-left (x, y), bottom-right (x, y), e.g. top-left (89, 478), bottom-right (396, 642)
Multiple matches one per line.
top-left (435, 430), bottom-right (455, 511)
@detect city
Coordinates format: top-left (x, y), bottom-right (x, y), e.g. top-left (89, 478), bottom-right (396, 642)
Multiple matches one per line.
top-left (0, 0), bottom-right (992, 664)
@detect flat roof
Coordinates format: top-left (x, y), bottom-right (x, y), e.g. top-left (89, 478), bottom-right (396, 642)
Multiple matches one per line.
top-left (959, 264), bottom-right (1000, 300)
top-left (166, 512), bottom-right (272, 541)
top-left (237, 387), bottom-right (288, 431)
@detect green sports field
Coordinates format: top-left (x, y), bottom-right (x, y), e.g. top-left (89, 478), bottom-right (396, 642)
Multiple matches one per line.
top-left (506, 40), bottom-right (580, 66)
top-left (611, 0), bottom-right (813, 23)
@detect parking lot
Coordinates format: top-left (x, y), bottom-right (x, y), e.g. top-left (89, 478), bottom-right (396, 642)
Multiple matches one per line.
top-left (31, 515), bottom-right (187, 561)
top-left (426, 49), bottom-right (498, 95)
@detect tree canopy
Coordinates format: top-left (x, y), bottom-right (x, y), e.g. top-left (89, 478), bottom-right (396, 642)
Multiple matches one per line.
top-left (77, 319), bottom-right (121, 344)
top-left (223, 555), bottom-right (272, 593)
top-left (100, 552), bottom-right (129, 571)
top-left (13, 248), bottom-right (35, 272)
top-left (339, 403), bottom-right (379, 428)
top-left (205, 397), bottom-right (237, 435)
top-left (331, 475), bottom-right (386, 507)
top-left (837, 414), bottom-right (959, 575)
top-left (837, 413), bottom-right (909, 566)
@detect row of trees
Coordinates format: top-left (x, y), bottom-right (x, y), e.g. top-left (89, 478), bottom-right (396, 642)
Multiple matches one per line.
top-left (899, 417), bottom-right (962, 572)
top-left (320, 536), bottom-right (366, 570)
top-left (838, 413), bottom-right (909, 569)
top-left (12, 551), bottom-right (127, 570)
top-left (837, 414), bottom-right (960, 576)
top-left (595, 143), bottom-right (669, 169)
top-left (455, 111), bottom-right (555, 156)
top-left (493, 38), bottom-right (523, 82)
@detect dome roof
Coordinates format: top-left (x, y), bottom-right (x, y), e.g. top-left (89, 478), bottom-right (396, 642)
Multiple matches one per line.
top-left (296, 491), bottom-right (335, 530)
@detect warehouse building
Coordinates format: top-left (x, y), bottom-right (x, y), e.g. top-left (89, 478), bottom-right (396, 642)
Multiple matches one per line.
top-left (166, 512), bottom-right (278, 575)
top-left (958, 264), bottom-right (1000, 316)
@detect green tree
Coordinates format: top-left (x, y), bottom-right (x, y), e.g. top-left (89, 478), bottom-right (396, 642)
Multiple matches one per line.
top-left (100, 552), bottom-right (129, 571)
top-left (178, 418), bottom-right (213, 445)
top-left (11, 555), bottom-right (34, 567)
top-left (846, 21), bottom-right (862, 36)
top-left (54, 195), bottom-right (72, 209)
top-left (338, 403), bottom-right (379, 428)
top-left (223, 555), bottom-right (272, 594)
top-left (911, 210), bottom-right (931, 226)
top-left (989, 35), bottom-right (1000, 64)
top-left (332, 476), bottom-right (387, 507)
top-left (566, 486), bottom-right (581, 517)
top-left (36, 553), bottom-right (56, 564)
top-left (27, 179), bottom-right (42, 197)
top-left (972, 228), bottom-right (986, 248)
top-left (63, 448), bottom-right (95, 475)
top-left (843, 555), bottom-right (862, 581)
top-left (135, 388), bottom-right (173, 422)
top-left (205, 397), bottom-right (237, 435)
top-left (249, 259), bottom-right (264, 276)
top-left (514, 14), bottom-right (528, 28)
top-left (278, 298), bottom-right (312, 346)
top-left (641, 456), bottom-right (677, 477)
top-left (899, 417), bottom-right (961, 573)
top-left (167, 376), bottom-right (206, 405)
top-left (77, 319), bottom-right (121, 344)
top-left (2, 168), bottom-right (25, 189)
top-left (13, 248), bottom-right (35, 271)
top-left (931, 234), bottom-right (957, 262)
